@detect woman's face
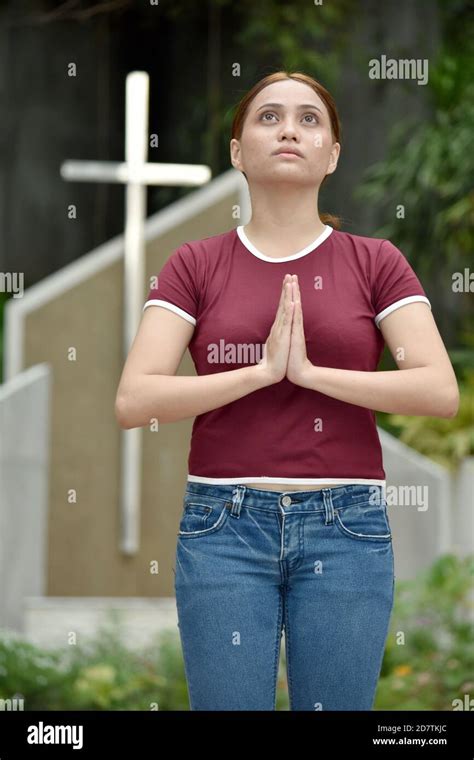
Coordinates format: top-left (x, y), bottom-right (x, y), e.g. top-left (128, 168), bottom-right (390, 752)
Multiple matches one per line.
top-left (230, 79), bottom-right (340, 189)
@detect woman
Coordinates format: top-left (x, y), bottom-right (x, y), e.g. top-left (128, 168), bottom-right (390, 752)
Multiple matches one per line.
top-left (115, 71), bottom-right (459, 711)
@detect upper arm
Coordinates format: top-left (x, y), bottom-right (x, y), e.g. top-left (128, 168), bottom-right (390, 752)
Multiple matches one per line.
top-left (379, 301), bottom-right (459, 403)
top-left (115, 305), bottom-right (195, 399)
top-left (371, 237), bottom-right (459, 411)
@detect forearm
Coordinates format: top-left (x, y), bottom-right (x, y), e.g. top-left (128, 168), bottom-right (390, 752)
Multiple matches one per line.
top-left (116, 365), bottom-right (273, 428)
top-left (300, 364), bottom-right (456, 418)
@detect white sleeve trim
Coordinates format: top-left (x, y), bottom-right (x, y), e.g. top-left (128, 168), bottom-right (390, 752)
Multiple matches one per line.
top-left (142, 299), bottom-right (196, 326)
top-left (375, 295), bottom-right (431, 328)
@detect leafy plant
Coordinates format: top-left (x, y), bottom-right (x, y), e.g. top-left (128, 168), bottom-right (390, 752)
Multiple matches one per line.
top-left (354, 51), bottom-right (474, 283)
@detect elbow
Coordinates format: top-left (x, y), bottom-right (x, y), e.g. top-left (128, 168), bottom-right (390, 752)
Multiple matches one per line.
top-left (115, 393), bottom-right (134, 429)
top-left (115, 385), bottom-right (169, 428)
top-left (439, 385), bottom-right (460, 419)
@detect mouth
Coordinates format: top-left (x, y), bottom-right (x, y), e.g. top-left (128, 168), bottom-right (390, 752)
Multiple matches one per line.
top-left (273, 150), bottom-right (303, 158)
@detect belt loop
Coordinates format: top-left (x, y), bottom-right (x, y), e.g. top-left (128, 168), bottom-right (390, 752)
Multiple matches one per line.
top-left (322, 488), bottom-right (334, 524)
top-left (230, 485), bottom-right (245, 517)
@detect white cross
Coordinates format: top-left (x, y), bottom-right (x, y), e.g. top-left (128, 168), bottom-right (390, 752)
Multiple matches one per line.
top-left (60, 71), bottom-right (211, 555)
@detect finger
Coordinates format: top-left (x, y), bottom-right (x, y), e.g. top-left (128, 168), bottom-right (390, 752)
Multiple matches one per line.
top-left (291, 279), bottom-right (300, 316)
top-left (275, 274), bottom-right (291, 319)
top-left (281, 281), bottom-right (294, 328)
top-left (291, 282), bottom-right (304, 335)
top-left (277, 277), bottom-right (293, 330)
top-left (271, 279), bottom-right (286, 338)
top-left (293, 277), bottom-right (302, 312)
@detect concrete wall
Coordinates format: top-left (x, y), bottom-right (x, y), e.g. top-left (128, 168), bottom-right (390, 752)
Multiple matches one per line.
top-left (0, 364), bottom-right (51, 630)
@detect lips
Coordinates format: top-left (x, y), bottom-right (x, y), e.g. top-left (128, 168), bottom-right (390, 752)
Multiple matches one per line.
top-left (274, 149), bottom-right (303, 157)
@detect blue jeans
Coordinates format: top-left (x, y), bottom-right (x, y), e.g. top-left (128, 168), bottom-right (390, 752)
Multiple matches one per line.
top-left (174, 482), bottom-right (395, 711)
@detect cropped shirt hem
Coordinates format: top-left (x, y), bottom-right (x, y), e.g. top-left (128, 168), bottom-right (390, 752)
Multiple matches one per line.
top-left (187, 475), bottom-right (386, 487)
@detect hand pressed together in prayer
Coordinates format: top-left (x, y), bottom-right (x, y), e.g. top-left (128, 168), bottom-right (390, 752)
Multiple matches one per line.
top-left (258, 274), bottom-right (314, 388)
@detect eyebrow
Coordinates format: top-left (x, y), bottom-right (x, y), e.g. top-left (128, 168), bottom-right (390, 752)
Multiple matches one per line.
top-left (255, 102), bottom-right (323, 114)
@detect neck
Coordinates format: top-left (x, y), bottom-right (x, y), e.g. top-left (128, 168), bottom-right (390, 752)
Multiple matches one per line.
top-left (243, 185), bottom-right (326, 245)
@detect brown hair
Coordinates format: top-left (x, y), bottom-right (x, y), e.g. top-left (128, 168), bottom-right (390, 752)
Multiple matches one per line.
top-left (231, 71), bottom-right (342, 230)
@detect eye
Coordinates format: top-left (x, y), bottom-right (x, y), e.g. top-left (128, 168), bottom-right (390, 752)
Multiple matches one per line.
top-left (259, 111), bottom-right (319, 124)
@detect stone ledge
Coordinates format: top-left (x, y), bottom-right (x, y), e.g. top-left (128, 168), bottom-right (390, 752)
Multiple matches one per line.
top-left (22, 596), bottom-right (178, 651)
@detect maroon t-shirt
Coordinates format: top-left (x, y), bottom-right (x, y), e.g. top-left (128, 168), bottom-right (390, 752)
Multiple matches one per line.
top-left (143, 225), bottom-right (431, 487)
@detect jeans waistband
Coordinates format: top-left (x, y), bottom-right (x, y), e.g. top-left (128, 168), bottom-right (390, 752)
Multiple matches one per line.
top-left (184, 482), bottom-right (386, 514)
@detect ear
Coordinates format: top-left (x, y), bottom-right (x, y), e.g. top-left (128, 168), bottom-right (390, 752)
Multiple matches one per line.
top-left (230, 138), bottom-right (242, 172)
top-left (326, 142), bottom-right (341, 176)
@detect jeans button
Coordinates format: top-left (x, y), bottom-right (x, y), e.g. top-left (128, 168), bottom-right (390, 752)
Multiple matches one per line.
top-left (281, 495), bottom-right (292, 507)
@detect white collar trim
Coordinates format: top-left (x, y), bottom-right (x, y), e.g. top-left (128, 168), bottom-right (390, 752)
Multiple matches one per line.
top-left (236, 224), bottom-right (333, 262)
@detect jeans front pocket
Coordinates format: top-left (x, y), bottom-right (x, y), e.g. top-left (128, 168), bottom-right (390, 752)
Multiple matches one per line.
top-left (334, 498), bottom-right (392, 542)
top-left (178, 494), bottom-right (232, 539)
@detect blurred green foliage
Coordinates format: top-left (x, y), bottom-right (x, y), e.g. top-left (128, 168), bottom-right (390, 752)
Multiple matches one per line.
top-left (354, 6), bottom-right (474, 283)
top-left (375, 554), bottom-right (474, 710)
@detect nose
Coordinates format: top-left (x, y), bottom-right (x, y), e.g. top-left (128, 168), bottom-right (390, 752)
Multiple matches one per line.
top-left (277, 118), bottom-right (299, 140)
